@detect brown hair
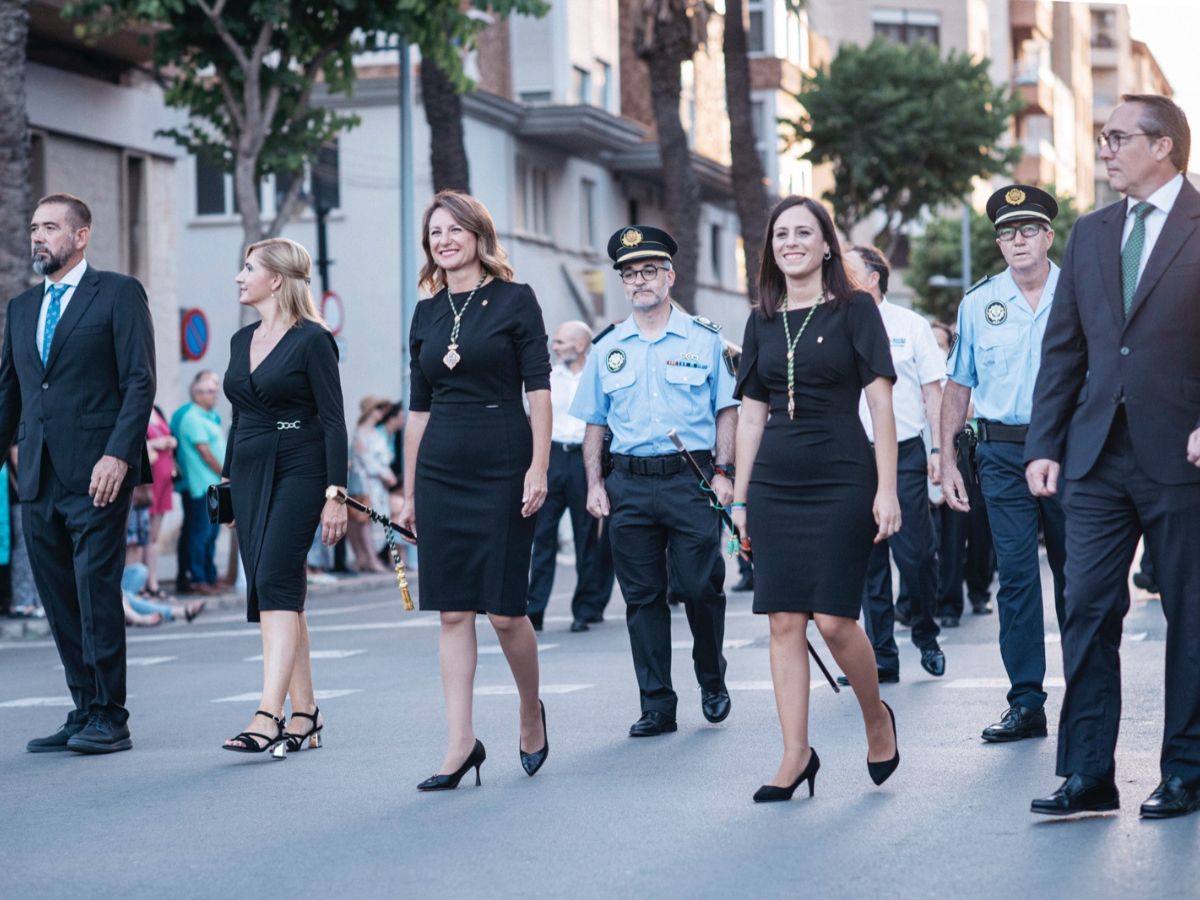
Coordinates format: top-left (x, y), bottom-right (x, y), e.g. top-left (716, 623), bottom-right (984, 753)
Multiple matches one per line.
top-left (244, 237), bottom-right (328, 330)
top-left (849, 245), bottom-right (890, 295)
top-left (419, 191), bottom-right (514, 294)
top-left (37, 192), bottom-right (92, 231)
top-left (756, 196), bottom-right (860, 319)
top-left (1122, 93), bottom-right (1191, 173)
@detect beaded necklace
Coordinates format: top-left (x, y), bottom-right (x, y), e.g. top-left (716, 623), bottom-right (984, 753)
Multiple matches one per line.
top-left (442, 274), bottom-right (487, 370)
top-left (779, 294), bottom-right (824, 419)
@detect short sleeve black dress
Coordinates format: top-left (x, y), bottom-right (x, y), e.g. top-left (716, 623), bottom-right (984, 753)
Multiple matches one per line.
top-left (735, 292), bottom-right (895, 618)
top-left (223, 320), bottom-right (348, 622)
top-left (408, 280), bottom-right (551, 615)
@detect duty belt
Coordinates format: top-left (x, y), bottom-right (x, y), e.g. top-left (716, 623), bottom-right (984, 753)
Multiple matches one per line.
top-left (612, 450), bottom-right (712, 476)
top-left (976, 419), bottom-right (1029, 443)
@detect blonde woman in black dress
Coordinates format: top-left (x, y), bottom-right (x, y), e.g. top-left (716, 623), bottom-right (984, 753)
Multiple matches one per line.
top-left (731, 197), bottom-right (901, 802)
top-left (399, 191), bottom-right (552, 790)
top-left (220, 238), bottom-right (348, 758)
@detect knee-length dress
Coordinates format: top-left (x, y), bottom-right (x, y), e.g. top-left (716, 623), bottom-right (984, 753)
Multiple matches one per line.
top-left (734, 292), bottom-right (895, 618)
top-left (223, 319), bottom-right (348, 622)
top-left (408, 280), bottom-right (551, 615)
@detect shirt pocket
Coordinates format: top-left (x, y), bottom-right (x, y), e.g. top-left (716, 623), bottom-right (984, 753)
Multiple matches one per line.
top-left (663, 365), bottom-right (710, 419)
top-left (977, 325), bottom-right (1019, 375)
top-left (601, 368), bottom-right (639, 420)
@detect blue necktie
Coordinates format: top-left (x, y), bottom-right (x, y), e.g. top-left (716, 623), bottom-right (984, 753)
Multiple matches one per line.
top-left (42, 282), bottom-right (69, 366)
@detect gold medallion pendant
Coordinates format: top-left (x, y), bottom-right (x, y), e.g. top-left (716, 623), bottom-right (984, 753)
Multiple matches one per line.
top-left (443, 343), bottom-right (461, 370)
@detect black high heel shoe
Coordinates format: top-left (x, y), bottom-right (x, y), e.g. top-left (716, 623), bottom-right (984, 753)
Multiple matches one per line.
top-left (417, 739), bottom-right (486, 791)
top-left (753, 748), bottom-right (820, 803)
top-left (520, 700), bottom-right (549, 776)
top-left (868, 700), bottom-right (899, 786)
top-left (223, 710), bottom-right (288, 760)
top-left (284, 706), bottom-right (323, 753)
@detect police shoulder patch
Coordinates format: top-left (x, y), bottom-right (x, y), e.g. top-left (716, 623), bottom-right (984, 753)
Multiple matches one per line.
top-left (964, 274), bottom-right (993, 296)
top-left (591, 322), bottom-right (616, 345)
top-left (693, 315), bottom-right (721, 333)
top-left (605, 348), bottom-right (626, 373)
top-left (985, 300), bottom-right (1008, 326)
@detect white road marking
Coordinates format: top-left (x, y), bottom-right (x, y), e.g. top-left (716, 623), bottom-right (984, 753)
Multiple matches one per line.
top-left (244, 649), bottom-right (368, 662)
top-left (211, 689), bottom-right (362, 703)
top-left (725, 680), bottom-right (828, 692)
top-left (671, 639), bottom-right (754, 650)
top-left (948, 677), bottom-right (1066, 689)
top-left (202, 599), bottom-right (399, 625)
top-left (0, 696), bottom-right (76, 708)
top-left (474, 684), bottom-right (593, 696)
top-left (479, 644), bottom-right (557, 654)
top-left (55, 656), bottom-right (176, 671)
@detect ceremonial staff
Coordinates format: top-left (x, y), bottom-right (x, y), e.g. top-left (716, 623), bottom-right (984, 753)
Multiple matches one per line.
top-left (666, 430), bottom-right (840, 693)
top-left (330, 488), bottom-right (415, 610)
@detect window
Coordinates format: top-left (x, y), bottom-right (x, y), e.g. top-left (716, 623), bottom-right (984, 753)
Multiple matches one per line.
top-left (747, 1), bottom-right (766, 54)
top-left (519, 90), bottom-right (552, 106)
top-left (572, 66), bottom-right (592, 106)
top-left (872, 9), bottom-right (940, 47)
top-left (581, 178), bottom-right (597, 250)
top-left (195, 155), bottom-right (226, 215)
top-left (1091, 9), bottom-right (1116, 48)
top-left (312, 141), bottom-right (340, 211)
top-left (710, 223), bottom-right (723, 281)
top-left (517, 158), bottom-right (551, 236)
top-left (595, 60), bottom-right (612, 111)
top-left (750, 99), bottom-right (771, 175)
top-left (680, 61), bottom-right (697, 149)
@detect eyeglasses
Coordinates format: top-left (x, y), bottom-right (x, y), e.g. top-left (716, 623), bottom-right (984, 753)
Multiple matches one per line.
top-left (996, 223), bottom-right (1046, 242)
top-left (620, 265), bottom-right (664, 284)
top-left (1096, 131), bottom-right (1157, 154)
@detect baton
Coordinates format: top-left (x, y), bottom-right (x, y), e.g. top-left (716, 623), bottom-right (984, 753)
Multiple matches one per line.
top-left (666, 431), bottom-right (840, 693)
top-left (331, 489), bottom-right (416, 610)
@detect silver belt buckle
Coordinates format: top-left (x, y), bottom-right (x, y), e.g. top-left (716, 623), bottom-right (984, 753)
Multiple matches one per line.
top-left (276, 420), bottom-right (301, 430)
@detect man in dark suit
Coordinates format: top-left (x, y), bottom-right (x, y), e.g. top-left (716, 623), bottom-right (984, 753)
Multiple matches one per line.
top-left (0, 193), bottom-right (156, 754)
top-left (1026, 95), bottom-right (1200, 818)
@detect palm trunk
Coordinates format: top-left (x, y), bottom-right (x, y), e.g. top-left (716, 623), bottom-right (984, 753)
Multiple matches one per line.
top-left (722, 0), bottom-right (769, 303)
top-left (421, 57), bottom-right (471, 193)
top-left (0, 0), bottom-right (32, 330)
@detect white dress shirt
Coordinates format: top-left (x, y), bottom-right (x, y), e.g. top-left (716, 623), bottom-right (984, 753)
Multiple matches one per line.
top-left (1122, 173), bottom-right (1185, 283)
top-left (37, 258), bottom-right (88, 358)
top-left (859, 298), bottom-right (944, 443)
top-left (550, 362), bottom-right (588, 444)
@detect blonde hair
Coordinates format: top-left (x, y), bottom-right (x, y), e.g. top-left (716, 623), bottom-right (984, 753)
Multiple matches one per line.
top-left (419, 191), bottom-right (514, 294)
top-left (245, 237), bottom-right (328, 329)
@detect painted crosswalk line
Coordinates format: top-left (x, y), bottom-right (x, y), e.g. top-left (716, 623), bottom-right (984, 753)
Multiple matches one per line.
top-left (726, 680), bottom-right (828, 692)
top-left (211, 689), bottom-right (363, 703)
top-left (671, 638), bottom-right (755, 651)
top-left (474, 684), bottom-right (593, 696)
top-left (244, 649), bottom-right (368, 662)
top-left (479, 644), bottom-right (557, 655)
top-left (56, 656), bottom-right (176, 671)
top-left (0, 696), bottom-right (76, 708)
top-left (948, 677), bottom-right (1066, 689)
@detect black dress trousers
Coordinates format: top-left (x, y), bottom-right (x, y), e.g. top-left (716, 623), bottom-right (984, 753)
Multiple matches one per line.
top-left (606, 466), bottom-right (727, 716)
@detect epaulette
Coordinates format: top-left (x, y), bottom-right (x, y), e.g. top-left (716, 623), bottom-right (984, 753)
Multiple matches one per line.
top-left (964, 274), bottom-right (993, 296)
top-left (693, 315), bottom-right (721, 333)
top-left (591, 322), bottom-right (616, 345)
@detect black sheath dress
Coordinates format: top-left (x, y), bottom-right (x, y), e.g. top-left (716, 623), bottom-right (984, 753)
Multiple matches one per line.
top-left (734, 292), bottom-right (895, 618)
top-left (223, 319), bottom-right (348, 622)
top-left (408, 280), bottom-right (551, 615)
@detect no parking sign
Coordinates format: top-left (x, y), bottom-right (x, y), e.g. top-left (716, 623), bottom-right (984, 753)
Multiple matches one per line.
top-left (321, 290), bottom-right (345, 336)
top-left (180, 308), bottom-right (209, 361)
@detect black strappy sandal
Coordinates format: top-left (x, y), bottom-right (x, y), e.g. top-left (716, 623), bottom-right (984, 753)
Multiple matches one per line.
top-left (223, 710), bottom-right (288, 760)
top-left (284, 707), bottom-right (323, 753)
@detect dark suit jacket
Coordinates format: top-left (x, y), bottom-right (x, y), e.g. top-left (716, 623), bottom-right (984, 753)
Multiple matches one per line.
top-left (1026, 177), bottom-right (1200, 485)
top-left (0, 264), bottom-right (156, 501)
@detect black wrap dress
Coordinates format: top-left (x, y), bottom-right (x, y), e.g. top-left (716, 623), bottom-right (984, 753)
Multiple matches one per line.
top-left (734, 292), bottom-right (895, 618)
top-left (408, 280), bottom-right (551, 615)
top-left (223, 319), bottom-right (348, 622)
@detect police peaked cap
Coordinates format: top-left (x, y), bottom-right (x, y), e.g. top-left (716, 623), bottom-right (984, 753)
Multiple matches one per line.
top-left (986, 184), bottom-right (1059, 228)
top-left (608, 225), bottom-right (678, 270)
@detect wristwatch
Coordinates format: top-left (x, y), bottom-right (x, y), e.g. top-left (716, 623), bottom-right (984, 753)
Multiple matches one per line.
top-left (929, 448), bottom-right (941, 455)
top-left (713, 463), bottom-right (736, 480)
top-left (325, 486), bottom-right (344, 502)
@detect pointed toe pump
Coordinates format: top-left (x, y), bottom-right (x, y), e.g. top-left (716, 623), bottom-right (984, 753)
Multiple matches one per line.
top-left (417, 740), bottom-right (487, 791)
top-left (753, 748), bottom-right (820, 803)
top-left (868, 701), bottom-right (899, 786)
top-left (520, 701), bottom-right (549, 777)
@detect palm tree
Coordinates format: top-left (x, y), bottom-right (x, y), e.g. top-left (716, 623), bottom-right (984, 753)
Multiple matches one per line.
top-left (722, 0), bottom-right (769, 303)
top-left (632, 0), bottom-right (709, 313)
top-left (0, 0), bottom-right (33, 331)
top-left (420, 55), bottom-right (471, 193)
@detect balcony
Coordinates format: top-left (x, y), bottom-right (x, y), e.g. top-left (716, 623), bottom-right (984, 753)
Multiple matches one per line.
top-left (1092, 45), bottom-right (1118, 70)
top-left (1010, 0), bottom-right (1053, 44)
top-left (1013, 62), bottom-right (1055, 116)
top-left (1015, 138), bottom-right (1057, 186)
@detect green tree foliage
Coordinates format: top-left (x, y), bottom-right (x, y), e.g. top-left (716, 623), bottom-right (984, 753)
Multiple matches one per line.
top-left (786, 38), bottom-right (1021, 254)
top-left (65, 0), bottom-right (545, 250)
top-left (907, 190), bottom-right (1081, 323)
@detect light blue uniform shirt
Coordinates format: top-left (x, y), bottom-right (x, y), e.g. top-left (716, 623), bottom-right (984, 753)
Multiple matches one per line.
top-left (947, 261), bottom-right (1060, 425)
top-left (570, 305), bottom-right (739, 455)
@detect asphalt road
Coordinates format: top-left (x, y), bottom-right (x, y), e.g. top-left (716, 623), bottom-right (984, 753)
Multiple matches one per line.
top-left (1, 556), bottom-right (1196, 899)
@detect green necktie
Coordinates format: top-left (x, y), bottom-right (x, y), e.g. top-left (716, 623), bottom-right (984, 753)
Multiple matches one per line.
top-left (1121, 201), bottom-right (1154, 317)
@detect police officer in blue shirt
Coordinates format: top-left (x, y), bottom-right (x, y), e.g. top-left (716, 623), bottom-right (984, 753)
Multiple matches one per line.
top-left (572, 225), bottom-right (739, 738)
top-left (940, 185), bottom-right (1067, 743)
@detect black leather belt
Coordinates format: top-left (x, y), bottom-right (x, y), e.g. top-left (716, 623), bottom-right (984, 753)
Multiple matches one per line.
top-left (553, 441), bottom-right (582, 453)
top-left (976, 419), bottom-right (1029, 443)
top-left (612, 450), bottom-right (711, 476)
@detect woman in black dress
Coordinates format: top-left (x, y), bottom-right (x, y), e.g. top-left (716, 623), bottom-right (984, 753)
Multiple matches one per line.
top-left (398, 191), bottom-right (552, 790)
top-left (731, 197), bottom-right (901, 802)
top-left (220, 237), bottom-right (348, 758)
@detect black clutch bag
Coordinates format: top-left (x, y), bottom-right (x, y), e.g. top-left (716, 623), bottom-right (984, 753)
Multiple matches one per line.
top-left (206, 482), bottom-right (234, 525)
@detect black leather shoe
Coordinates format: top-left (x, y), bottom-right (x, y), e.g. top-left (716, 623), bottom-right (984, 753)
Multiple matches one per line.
top-left (701, 689), bottom-right (731, 723)
top-left (920, 645), bottom-right (946, 677)
top-left (1140, 775), bottom-right (1200, 819)
top-left (731, 574), bottom-right (754, 592)
top-left (981, 706), bottom-right (1047, 742)
top-left (584, 614), bottom-right (604, 624)
top-left (26, 722), bottom-right (84, 753)
top-left (66, 717), bottom-right (132, 754)
top-left (528, 612), bottom-right (543, 632)
top-left (569, 620), bottom-right (590, 633)
top-left (629, 711), bottom-right (677, 737)
top-left (1031, 774), bottom-right (1119, 816)
top-left (836, 668), bottom-right (899, 687)
top-left (970, 596), bottom-right (993, 615)
top-left (940, 615), bottom-right (960, 628)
